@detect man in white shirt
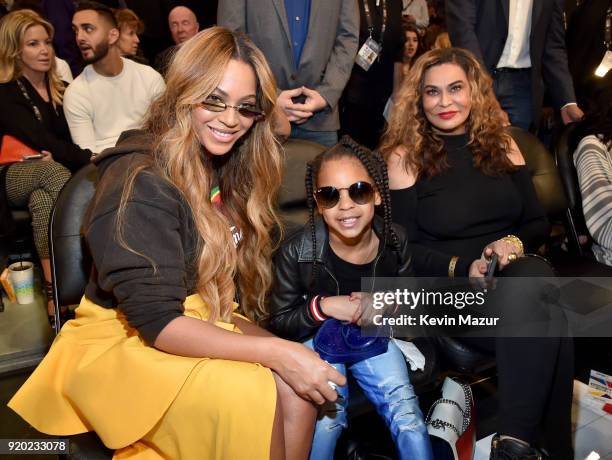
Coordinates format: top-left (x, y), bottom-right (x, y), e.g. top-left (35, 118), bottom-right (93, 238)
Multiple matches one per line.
top-left (65, 1), bottom-right (165, 153)
top-left (54, 56), bottom-right (73, 83)
top-left (447, 0), bottom-right (583, 131)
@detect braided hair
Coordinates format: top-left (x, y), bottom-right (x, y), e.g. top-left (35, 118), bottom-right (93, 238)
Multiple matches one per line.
top-left (305, 136), bottom-right (400, 288)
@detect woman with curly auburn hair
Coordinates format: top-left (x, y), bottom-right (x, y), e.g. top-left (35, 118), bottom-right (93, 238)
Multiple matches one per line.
top-left (9, 27), bottom-right (345, 460)
top-left (381, 47), bottom-right (574, 460)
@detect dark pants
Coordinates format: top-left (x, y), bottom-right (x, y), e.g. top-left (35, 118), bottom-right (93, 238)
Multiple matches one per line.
top-left (493, 68), bottom-right (533, 131)
top-left (290, 125), bottom-right (338, 147)
top-left (339, 100), bottom-right (387, 150)
top-left (462, 257), bottom-right (574, 459)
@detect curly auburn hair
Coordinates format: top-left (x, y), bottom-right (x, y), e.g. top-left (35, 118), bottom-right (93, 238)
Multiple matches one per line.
top-left (305, 136), bottom-right (399, 288)
top-left (380, 47), bottom-right (515, 179)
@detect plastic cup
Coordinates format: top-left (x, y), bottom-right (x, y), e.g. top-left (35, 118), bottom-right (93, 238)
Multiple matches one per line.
top-left (8, 261), bottom-right (35, 304)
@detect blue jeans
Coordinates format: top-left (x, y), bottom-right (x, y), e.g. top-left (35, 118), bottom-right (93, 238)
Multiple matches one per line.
top-left (493, 68), bottom-right (533, 131)
top-left (304, 339), bottom-right (433, 460)
top-left (290, 125), bottom-right (338, 147)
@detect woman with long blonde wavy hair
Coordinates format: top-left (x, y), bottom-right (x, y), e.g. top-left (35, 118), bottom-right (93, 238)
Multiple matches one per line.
top-left (0, 9), bottom-right (92, 327)
top-left (381, 47), bottom-right (574, 459)
top-left (9, 27), bottom-right (345, 460)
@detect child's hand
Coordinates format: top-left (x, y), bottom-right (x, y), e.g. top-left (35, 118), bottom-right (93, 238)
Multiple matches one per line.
top-left (348, 292), bottom-right (369, 324)
top-left (320, 295), bottom-right (361, 323)
top-left (350, 292), bottom-right (380, 326)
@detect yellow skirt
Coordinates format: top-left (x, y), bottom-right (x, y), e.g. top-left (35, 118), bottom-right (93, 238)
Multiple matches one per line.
top-left (8, 295), bottom-right (277, 460)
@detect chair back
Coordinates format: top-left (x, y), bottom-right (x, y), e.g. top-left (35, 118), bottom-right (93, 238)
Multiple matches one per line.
top-left (555, 124), bottom-right (581, 212)
top-left (49, 163), bottom-right (98, 334)
top-left (507, 126), bottom-right (568, 217)
top-left (554, 124), bottom-right (587, 254)
top-left (278, 138), bottom-right (326, 228)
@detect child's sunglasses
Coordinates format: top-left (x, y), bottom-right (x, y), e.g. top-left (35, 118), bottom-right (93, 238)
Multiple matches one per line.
top-left (314, 181), bottom-right (375, 209)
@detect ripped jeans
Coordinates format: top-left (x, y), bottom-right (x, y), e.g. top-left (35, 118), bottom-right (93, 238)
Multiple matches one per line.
top-left (303, 339), bottom-right (433, 460)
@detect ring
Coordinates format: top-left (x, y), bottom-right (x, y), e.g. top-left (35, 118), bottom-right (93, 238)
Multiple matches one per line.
top-left (508, 253), bottom-right (517, 262)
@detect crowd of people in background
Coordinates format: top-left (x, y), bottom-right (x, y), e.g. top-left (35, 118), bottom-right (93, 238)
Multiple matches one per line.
top-left (0, 0), bottom-right (611, 459)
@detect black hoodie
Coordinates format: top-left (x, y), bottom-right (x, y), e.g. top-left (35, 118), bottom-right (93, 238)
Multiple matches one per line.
top-left (83, 130), bottom-right (198, 345)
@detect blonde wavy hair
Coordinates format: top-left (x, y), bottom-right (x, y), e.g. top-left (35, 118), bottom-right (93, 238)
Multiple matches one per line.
top-left (380, 47), bottom-right (514, 178)
top-left (118, 27), bottom-right (283, 323)
top-left (0, 9), bottom-right (64, 104)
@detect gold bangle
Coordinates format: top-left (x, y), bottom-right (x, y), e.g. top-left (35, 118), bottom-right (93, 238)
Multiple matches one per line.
top-left (502, 235), bottom-right (524, 255)
top-left (448, 256), bottom-right (459, 278)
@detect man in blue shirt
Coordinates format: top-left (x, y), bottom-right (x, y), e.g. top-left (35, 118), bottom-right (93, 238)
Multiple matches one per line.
top-left (219, 0), bottom-right (359, 146)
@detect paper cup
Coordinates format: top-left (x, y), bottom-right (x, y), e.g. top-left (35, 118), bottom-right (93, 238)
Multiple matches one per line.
top-left (8, 261), bottom-right (35, 304)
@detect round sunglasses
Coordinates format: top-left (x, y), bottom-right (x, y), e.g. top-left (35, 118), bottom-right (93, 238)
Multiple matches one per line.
top-left (314, 181), bottom-right (375, 209)
top-left (198, 97), bottom-right (264, 120)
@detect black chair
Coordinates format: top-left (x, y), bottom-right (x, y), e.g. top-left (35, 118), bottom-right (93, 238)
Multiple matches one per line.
top-left (49, 163), bottom-right (97, 335)
top-left (555, 124), bottom-right (588, 256)
top-left (48, 164), bottom-right (113, 459)
top-left (508, 126), bottom-right (568, 222)
top-left (278, 138), bottom-right (326, 229)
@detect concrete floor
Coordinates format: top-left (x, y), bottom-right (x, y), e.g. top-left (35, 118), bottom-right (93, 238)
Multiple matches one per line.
top-left (0, 274), bottom-right (57, 460)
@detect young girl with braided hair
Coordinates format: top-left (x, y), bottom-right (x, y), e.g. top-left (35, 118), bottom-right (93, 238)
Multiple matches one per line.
top-left (268, 136), bottom-right (433, 460)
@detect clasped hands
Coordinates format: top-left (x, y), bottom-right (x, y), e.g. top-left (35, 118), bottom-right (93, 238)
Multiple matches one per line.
top-left (320, 292), bottom-right (391, 327)
top-left (276, 86), bottom-right (327, 124)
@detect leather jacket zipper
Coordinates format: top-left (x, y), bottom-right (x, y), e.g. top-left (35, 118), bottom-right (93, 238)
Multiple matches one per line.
top-left (321, 263), bottom-right (340, 296)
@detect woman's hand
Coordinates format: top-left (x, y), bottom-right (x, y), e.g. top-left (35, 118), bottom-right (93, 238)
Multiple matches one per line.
top-left (267, 338), bottom-right (346, 405)
top-left (41, 150), bottom-right (53, 161)
top-left (469, 258), bottom-right (487, 278)
top-left (469, 257), bottom-right (494, 290)
top-left (482, 239), bottom-right (521, 270)
top-left (320, 295), bottom-right (361, 323)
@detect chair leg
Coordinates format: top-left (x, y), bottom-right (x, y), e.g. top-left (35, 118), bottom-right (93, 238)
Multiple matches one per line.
top-left (564, 209), bottom-right (583, 257)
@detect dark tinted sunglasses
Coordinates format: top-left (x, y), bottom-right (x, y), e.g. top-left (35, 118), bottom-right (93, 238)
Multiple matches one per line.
top-left (198, 97), bottom-right (264, 120)
top-left (314, 181), bottom-right (375, 209)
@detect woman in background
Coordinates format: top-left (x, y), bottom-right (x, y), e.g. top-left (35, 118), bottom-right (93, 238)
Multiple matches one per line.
top-left (0, 10), bottom-right (92, 324)
top-left (402, 23), bottom-right (423, 79)
top-left (114, 7), bottom-right (148, 64)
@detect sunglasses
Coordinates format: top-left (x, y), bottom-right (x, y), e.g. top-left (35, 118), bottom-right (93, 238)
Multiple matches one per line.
top-left (314, 181), bottom-right (375, 209)
top-left (198, 97), bottom-right (264, 120)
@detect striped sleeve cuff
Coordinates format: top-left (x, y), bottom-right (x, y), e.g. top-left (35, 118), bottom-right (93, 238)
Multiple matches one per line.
top-left (309, 295), bottom-right (328, 322)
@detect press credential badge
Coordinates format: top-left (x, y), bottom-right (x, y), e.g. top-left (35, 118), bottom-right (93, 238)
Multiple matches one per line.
top-left (356, 37), bottom-right (381, 71)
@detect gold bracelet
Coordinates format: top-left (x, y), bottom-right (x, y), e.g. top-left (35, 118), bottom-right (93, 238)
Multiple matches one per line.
top-left (502, 235), bottom-right (524, 255)
top-left (448, 256), bottom-right (459, 278)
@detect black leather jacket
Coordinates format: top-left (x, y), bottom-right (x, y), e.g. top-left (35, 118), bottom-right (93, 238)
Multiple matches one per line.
top-left (268, 216), bottom-right (414, 341)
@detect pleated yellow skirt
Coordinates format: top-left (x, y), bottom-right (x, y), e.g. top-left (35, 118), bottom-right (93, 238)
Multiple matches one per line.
top-left (8, 294), bottom-right (277, 460)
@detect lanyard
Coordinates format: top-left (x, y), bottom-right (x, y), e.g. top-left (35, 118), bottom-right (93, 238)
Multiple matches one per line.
top-left (363, 0), bottom-right (388, 44)
top-left (16, 77), bottom-right (58, 122)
